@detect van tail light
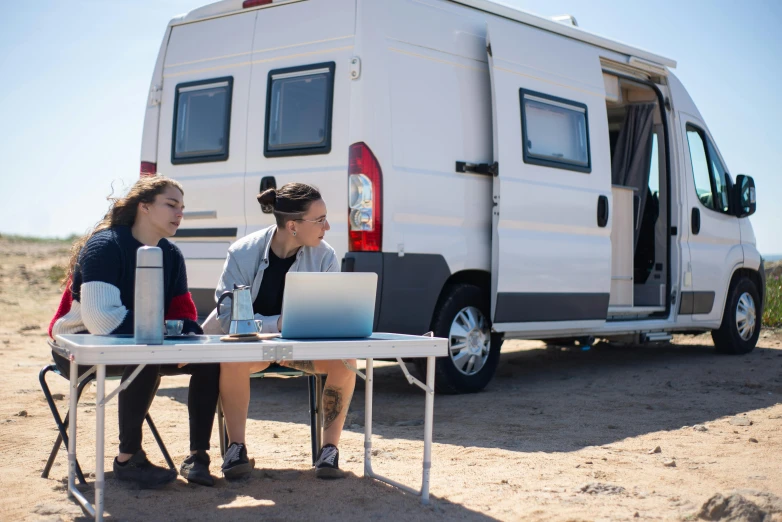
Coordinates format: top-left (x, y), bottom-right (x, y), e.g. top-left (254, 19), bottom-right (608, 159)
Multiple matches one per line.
top-left (243, 0), bottom-right (272, 7)
top-left (140, 162), bottom-right (157, 177)
top-left (348, 142), bottom-right (382, 252)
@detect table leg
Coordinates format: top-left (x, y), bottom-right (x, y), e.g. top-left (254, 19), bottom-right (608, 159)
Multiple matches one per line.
top-left (68, 358), bottom-right (78, 498)
top-left (65, 362), bottom-right (96, 517)
top-left (95, 364), bottom-right (105, 521)
top-left (422, 356), bottom-right (435, 505)
top-left (363, 356), bottom-right (432, 499)
top-left (363, 358), bottom-right (374, 477)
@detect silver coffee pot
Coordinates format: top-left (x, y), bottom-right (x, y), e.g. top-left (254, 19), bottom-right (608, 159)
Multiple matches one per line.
top-left (217, 284), bottom-right (262, 335)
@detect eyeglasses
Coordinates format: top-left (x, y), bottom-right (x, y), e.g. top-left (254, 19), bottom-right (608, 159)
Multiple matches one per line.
top-left (295, 216), bottom-right (328, 227)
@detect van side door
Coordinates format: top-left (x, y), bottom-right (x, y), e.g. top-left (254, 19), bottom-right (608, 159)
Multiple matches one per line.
top-left (486, 20), bottom-right (613, 335)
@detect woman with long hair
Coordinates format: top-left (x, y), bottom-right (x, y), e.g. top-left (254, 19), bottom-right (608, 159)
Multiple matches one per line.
top-left (208, 182), bottom-right (356, 480)
top-left (49, 176), bottom-right (220, 489)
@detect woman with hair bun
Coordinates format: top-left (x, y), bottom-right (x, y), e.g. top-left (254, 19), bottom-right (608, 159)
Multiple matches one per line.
top-left (211, 182), bottom-right (357, 481)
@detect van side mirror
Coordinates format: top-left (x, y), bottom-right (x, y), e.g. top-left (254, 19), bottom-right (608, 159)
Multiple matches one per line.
top-left (733, 175), bottom-right (756, 217)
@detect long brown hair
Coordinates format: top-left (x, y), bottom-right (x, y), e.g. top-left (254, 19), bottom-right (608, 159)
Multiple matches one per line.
top-left (64, 176), bottom-right (184, 287)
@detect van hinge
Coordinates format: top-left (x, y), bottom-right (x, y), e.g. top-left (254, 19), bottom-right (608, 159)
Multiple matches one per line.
top-left (350, 56), bottom-right (361, 80)
top-left (148, 84), bottom-right (162, 106)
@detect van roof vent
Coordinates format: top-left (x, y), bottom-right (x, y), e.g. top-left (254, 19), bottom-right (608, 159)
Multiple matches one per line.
top-left (551, 14), bottom-right (578, 27)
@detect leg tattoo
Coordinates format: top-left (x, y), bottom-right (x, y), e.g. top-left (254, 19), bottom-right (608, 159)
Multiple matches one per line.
top-left (322, 387), bottom-right (344, 430)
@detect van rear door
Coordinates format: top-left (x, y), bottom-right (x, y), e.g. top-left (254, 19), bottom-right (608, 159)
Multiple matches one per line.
top-left (486, 20), bottom-right (612, 334)
top-left (243, 0), bottom-right (354, 258)
top-left (159, 11), bottom-right (256, 301)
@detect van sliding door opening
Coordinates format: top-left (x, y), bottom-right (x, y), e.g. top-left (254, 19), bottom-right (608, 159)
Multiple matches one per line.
top-left (604, 74), bottom-right (670, 318)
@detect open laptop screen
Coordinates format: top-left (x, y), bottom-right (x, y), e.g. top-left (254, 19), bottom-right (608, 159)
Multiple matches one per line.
top-left (279, 272), bottom-right (377, 339)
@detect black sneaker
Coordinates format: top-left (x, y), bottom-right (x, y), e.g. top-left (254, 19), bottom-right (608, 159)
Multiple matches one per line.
top-left (113, 450), bottom-right (177, 489)
top-left (314, 444), bottom-right (345, 479)
top-left (221, 442), bottom-right (254, 480)
top-left (180, 450), bottom-right (214, 487)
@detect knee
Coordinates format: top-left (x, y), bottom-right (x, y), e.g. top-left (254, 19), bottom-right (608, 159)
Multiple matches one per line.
top-left (220, 362), bottom-right (246, 376)
top-left (340, 359), bottom-right (357, 375)
top-left (124, 364), bottom-right (160, 383)
top-left (330, 360), bottom-right (357, 380)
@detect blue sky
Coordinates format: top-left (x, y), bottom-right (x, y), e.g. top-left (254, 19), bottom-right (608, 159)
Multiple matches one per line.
top-left (1, 0), bottom-right (780, 254)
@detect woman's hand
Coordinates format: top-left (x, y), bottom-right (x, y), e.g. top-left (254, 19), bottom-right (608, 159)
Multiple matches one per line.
top-left (176, 319), bottom-right (202, 367)
top-left (277, 315), bottom-right (282, 332)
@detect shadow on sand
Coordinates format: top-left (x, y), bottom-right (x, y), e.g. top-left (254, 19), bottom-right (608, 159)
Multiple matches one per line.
top-left (159, 340), bottom-right (782, 454)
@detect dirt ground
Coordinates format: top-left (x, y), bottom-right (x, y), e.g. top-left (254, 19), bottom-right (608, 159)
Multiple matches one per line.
top-left (1, 237), bottom-right (780, 522)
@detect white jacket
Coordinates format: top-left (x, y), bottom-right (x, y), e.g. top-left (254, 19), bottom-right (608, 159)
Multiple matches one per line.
top-left (202, 225), bottom-right (339, 334)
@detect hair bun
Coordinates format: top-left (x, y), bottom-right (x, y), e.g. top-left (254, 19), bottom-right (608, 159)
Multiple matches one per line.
top-left (257, 188), bottom-right (277, 212)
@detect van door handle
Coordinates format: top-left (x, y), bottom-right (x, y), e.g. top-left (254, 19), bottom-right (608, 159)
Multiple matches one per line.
top-left (691, 208), bottom-right (701, 235)
top-left (597, 195), bottom-right (609, 227)
top-left (259, 176), bottom-right (277, 213)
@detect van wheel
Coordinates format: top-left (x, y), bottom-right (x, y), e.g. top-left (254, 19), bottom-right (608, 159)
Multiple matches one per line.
top-left (712, 276), bottom-right (760, 355)
top-left (416, 284), bottom-right (502, 394)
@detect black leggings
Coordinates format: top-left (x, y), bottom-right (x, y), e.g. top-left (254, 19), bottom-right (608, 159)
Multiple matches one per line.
top-left (53, 352), bottom-right (220, 454)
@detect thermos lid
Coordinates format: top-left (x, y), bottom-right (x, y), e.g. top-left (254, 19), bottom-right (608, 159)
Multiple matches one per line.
top-left (136, 246), bottom-right (163, 268)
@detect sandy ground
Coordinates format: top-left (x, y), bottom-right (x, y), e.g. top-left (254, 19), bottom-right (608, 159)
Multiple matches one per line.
top-left (1, 237), bottom-right (781, 522)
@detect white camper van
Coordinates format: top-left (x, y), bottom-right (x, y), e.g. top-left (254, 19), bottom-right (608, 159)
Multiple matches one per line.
top-left (140, 0), bottom-right (763, 394)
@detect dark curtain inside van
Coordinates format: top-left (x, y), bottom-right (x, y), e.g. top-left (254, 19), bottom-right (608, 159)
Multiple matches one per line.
top-left (611, 103), bottom-right (656, 248)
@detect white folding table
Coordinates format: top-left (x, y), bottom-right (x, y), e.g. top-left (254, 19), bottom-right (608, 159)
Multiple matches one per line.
top-left (54, 333), bottom-right (447, 521)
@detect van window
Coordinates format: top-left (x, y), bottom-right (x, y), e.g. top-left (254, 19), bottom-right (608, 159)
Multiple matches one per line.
top-left (264, 62), bottom-right (335, 157)
top-left (520, 89), bottom-right (590, 173)
top-left (707, 140), bottom-right (731, 212)
top-left (686, 125), bottom-right (731, 213)
top-left (171, 77), bottom-right (233, 164)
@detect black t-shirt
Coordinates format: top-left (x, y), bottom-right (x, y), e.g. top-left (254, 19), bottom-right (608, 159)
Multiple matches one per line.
top-left (253, 248), bottom-right (297, 317)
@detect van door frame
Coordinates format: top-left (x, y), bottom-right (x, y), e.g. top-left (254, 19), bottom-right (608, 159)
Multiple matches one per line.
top-left (602, 70), bottom-right (676, 322)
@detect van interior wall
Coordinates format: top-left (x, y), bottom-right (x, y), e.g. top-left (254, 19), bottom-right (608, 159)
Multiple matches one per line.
top-left (606, 79), bottom-right (668, 309)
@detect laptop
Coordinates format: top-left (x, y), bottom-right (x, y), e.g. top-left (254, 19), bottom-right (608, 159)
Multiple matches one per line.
top-left (279, 272), bottom-right (378, 339)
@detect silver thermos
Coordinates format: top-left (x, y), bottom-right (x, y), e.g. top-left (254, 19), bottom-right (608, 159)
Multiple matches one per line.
top-left (134, 246), bottom-right (164, 344)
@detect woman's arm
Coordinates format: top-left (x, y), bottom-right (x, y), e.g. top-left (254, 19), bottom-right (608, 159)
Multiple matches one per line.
top-left (166, 250), bottom-right (202, 334)
top-left (254, 312), bottom-right (281, 334)
top-left (79, 237), bottom-right (134, 335)
top-left (214, 250), bottom-right (251, 334)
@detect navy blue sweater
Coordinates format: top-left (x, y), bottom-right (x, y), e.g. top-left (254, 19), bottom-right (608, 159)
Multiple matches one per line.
top-left (50, 226), bottom-right (200, 336)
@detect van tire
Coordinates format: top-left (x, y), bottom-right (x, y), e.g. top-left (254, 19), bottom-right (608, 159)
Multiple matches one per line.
top-left (416, 284), bottom-right (502, 394)
top-left (712, 276), bottom-right (760, 355)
